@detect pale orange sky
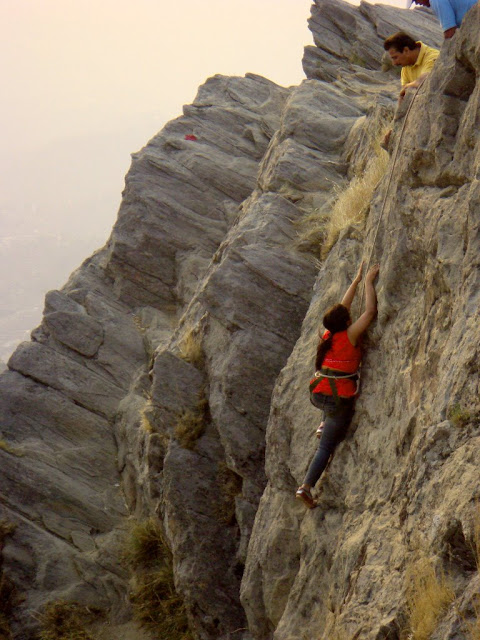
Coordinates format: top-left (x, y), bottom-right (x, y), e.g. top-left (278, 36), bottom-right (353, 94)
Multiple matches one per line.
top-left (1, 0), bottom-right (315, 153)
top-left (0, 0), bottom-right (407, 361)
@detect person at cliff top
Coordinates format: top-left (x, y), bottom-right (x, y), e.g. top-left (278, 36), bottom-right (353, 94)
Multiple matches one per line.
top-left (296, 262), bottom-right (379, 509)
top-left (383, 32), bottom-right (440, 99)
top-left (407, 0), bottom-right (477, 38)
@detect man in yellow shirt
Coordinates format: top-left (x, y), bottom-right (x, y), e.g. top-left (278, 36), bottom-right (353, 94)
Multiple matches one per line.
top-left (383, 32), bottom-right (440, 99)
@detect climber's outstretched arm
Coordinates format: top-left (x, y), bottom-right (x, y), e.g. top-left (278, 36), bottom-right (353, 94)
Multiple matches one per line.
top-left (341, 261), bottom-right (364, 310)
top-left (347, 264), bottom-right (379, 346)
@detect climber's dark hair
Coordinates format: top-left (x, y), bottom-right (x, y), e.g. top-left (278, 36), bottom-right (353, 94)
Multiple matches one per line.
top-left (315, 304), bottom-right (351, 370)
top-left (383, 32), bottom-right (419, 52)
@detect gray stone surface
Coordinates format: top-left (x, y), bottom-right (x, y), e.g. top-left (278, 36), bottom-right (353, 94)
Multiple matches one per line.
top-left (106, 73), bottom-right (290, 310)
top-left (44, 310), bottom-right (104, 356)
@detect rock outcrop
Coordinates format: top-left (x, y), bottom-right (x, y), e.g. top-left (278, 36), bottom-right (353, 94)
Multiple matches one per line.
top-left (241, 5), bottom-right (480, 640)
top-left (4, 1), bottom-right (480, 639)
top-left (0, 73), bottom-right (290, 638)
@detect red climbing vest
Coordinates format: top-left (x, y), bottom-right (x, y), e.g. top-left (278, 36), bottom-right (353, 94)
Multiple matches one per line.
top-left (310, 330), bottom-right (361, 398)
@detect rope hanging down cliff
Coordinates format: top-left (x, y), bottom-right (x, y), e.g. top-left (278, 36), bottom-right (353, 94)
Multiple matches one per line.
top-left (357, 84), bottom-right (423, 315)
top-left (296, 86), bottom-right (422, 509)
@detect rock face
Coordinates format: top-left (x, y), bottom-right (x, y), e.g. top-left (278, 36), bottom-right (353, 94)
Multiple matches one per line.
top-left (241, 6), bottom-right (480, 640)
top-left (5, 1), bottom-right (480, 639)
top-left (0, 73), bottom-right (290, 638)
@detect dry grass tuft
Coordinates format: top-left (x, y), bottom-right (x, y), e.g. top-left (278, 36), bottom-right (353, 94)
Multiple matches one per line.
top-left (132, 313), bottom-right (147, 335)
top-left (174, 411), bottom-right (205, 449)
top-left (0, 521), bottom-right (15, 545)
top-left (294, 204), bottom-right (330, 253)
top-left (37, 601), bottom-right (103, 640)
top-left (405, 558), bottom-right (454, 640)
top-left (140, 403), bottom-right (155, 434)
top-left (328, 630), bottom-right (351, 640)
top-left (178, 328), bottom-right (203, 368)
top-left (174, 394), bottom-right (208, 450)
top-left (295, 146), bottom-right (389, 258)
top-left (130, 568), bottom-right (192, 638)
top-left (0, 440), bottom-right (24, 457)
top-left (125, 519), bottom-right (193, 639)
top-left (215, 463), bottom-right (243, 525)
top-left (123, 519), bottom-right (167, 569)
top-left (321, 149), bottom-right (389, 258)
top-left (447, 403), bottom-right (471, 428)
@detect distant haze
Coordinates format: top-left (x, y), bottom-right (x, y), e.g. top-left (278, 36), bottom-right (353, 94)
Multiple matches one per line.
top-left (0, 0), bottom-right (405, 361)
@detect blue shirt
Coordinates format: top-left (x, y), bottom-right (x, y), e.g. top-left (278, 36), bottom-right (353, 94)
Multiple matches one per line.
top-left (430, 0), bottom-right (477, 30)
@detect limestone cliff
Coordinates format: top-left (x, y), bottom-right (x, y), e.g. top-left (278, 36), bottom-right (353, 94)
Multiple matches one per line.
top-left (2, 1), bottom-right (480, 639)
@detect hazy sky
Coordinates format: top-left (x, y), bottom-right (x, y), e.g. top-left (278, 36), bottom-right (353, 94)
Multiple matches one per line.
top-left (2, 0), bottom-right (314, 154)
top-left (0, 0), bottom-right (405, 361)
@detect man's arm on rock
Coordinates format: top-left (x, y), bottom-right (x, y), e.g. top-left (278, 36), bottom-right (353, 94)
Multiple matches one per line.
top-left (399, 73), bottom-right (429, 98)
top-left (444, 26), bottom-right (457, 38)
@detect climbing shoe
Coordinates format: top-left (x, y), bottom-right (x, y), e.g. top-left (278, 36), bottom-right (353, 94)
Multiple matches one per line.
top-left (295, 486), bottom-right (316, 509)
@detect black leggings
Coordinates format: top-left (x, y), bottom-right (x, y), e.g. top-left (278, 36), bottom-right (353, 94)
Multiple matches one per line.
top-left (304, 393), bottom-right (355, 487)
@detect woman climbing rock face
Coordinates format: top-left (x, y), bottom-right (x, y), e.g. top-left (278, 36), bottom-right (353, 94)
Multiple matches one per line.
top-left (296, 262), bottom-right (380, 509)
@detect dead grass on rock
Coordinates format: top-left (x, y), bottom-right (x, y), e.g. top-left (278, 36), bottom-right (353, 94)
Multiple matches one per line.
top-left (37, 602), bottom-right (103, 640)
top-left (130, 568), bottom-right (192, 639)
top-left (447, 403), bottom-right (471, 428)
top-left (0, 440), bottom-right (24, 457)
top-left (405, 557), bottom-right (454, 640)
top-left (174, 394), bottom-right (208, 450)
top-left (123, 519), bottom-right (167, 569)
top-left (214, 463), bottom-right (243, 525)
top-left (124, 519), bottom-right (192, 639)
top-left (321, 149), bottom-right (389, 258)
top-left (295, 146), bottom-right (388, 258)
top-left (140, 402), bottom-right (155, 434)
top-left (0, 522), bottom-right (15, 546)
top-left (178, 328), bottom-right (203, 368)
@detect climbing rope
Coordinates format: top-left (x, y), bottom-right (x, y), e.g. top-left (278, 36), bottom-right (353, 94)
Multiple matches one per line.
top-left (357, 83), bottom-right (423, 316)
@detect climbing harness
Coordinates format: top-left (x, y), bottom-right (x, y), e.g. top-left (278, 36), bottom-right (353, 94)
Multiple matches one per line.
top-left (357, 83), bottom-right (423, 315)
top-left (309, 367), bottom-right (359, 405)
